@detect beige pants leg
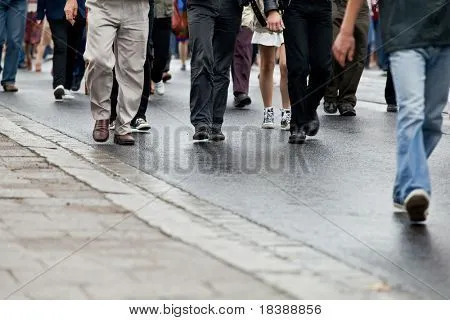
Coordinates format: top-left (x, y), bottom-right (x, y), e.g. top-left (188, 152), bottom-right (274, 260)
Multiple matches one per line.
top-left (84, 0), bottom-right (149, 135)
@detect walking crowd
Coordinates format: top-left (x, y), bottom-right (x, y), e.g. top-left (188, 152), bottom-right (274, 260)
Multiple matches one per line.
top-left (0, 0), bottom-right (449, 222)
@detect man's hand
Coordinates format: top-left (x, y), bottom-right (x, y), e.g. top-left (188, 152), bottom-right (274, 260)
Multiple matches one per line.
top-left (64, 0), bottom-right (78, 25)
top-left (332, 31), bottom-right (355, 67)
top-left (266, 10), bottom-right (284, 32)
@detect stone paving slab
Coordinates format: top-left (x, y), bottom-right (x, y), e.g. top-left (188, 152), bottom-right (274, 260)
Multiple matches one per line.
top-left (0, 133), bottom-right (288, 300)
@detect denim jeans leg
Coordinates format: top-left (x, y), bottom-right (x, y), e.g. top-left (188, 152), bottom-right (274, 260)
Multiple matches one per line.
top-left (422, 47), bottom-right (450, 157)
top-left (2, 0), bottom-right (27, 85)
top-left (390, 49), bottom-right (429, 203)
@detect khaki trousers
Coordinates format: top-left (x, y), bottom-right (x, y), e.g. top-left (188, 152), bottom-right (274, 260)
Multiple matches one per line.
top-left (84, 0), bottom-right (149, 135)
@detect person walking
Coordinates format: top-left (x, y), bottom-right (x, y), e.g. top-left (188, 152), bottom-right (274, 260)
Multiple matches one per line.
top-left (78, 0), bottom-right (149, 145)
top-left (283, 0), bottom-right (333, 144)
top-left (151, 0), bottom-right (173, 96)
top-left (231, 6), bottom-right (254, 109)
top-left (323, 0), bottom-right (369, 117)
top-left (333, 0), bottom-right (450, 222)
top-left (109, 0), bottom-right (155, 133)
top-left (188, 0), bottom-right (282, 141)
top-left (252, 0), bottom-right (290, 130)
top-left (24, 0), bottom-right (43, 71)
top-left (175, 0), bottom-right (189, 71)
top-left (0, 0), bottom-right (27, 92)
top-left (34, 18), bottom-right (52, 73)
top-left (37, 0), bottom-right (86, 101)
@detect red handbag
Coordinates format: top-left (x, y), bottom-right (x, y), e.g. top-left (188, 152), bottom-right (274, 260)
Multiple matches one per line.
top-left (171, 0), bottom-right (186, 33)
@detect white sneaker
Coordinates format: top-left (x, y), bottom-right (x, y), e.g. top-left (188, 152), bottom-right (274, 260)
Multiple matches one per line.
top-left (54, 85), bottom-right (65, 101)
top-left (154, 81), bottom-right (165, 95)
top-left (262, 107), bottom-right (275, 129)
top-left (281, 109), bottom-right (291, 131)
top-left (109, 121), bottom-right (115, 131)
top-left (63, 89), bottom-right (75, 100)
top-left (404, 189), bottom-right (430, 222)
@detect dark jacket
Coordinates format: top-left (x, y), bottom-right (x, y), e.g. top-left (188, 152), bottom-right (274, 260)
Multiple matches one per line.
top-left (239, 0), bottom-right (278, 14)
top-left (37, 0), bottom-right (86, 21)
top-left (379, 0), bottom-right (450, 54)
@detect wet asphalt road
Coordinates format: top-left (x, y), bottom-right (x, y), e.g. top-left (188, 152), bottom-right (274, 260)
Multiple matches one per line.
top-left (1, 62), bottom-right (450, 299)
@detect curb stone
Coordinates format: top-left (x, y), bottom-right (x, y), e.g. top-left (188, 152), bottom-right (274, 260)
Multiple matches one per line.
top-left (0, 107), bottom-right (420, 299)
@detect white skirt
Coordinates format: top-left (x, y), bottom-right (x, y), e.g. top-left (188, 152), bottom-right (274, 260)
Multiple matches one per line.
top-left (252, 31), bottom-right (284, 48)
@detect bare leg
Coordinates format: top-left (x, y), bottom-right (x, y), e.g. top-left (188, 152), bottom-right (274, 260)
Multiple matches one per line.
top-left (258, 45), bottom-right (276, 108)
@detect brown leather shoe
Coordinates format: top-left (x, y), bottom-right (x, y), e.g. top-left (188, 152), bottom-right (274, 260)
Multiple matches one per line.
top-left (114, 133), bottom-right (135, 145)
top-left (93, 120), bottom-right (110, 142)
top-left (2, 84), bottom-right (18, 92)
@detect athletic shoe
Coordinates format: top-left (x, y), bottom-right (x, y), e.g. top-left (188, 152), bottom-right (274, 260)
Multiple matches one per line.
top-left (280, 109), bottom-right (291, 131)
top-left (324, 101), bottom-right (338, 114)
top-left (404, 189), bottom-right (430, 222)
top-left (132, 118), bottom-right (151, 131)
top-left (262, 107), bottom-right (275, 129)
top-left (154, 81), bottom-right (165, 95)
top-left (54, 85), bottom-right (65, 101)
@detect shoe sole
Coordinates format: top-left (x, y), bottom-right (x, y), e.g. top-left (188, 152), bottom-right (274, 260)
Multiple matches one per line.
top-left (262, 124), bottom-right (275, 129)
top-left (135, 125), bottom-right (151, 131)
top-left (340, 111), bottom-right (356, 116)
top-left (405, 194), bottom-right (429, 222)
top-left (281, 125), bottom-right (291, 131)
top-left (234, 97), bottom-right (252, 109)
top-left (113, 136), bottom-right (135, 145)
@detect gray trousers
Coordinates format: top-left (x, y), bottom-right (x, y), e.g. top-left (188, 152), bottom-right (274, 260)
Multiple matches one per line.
top-left (84, 0), bottom-right (149, 135)
top-left (188, 0), bottom-right (242, 128)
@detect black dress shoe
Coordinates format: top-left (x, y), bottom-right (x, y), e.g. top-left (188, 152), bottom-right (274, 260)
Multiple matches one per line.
top-left (193, 125), bottom-right (210, 141)
top-left (210, 126), bottom-right (225, 141)
top-left (233, 93), bottom-right (252, 109)
top-left (288, 127), bottom-right (306, 144)
top-left (304, 111), bottom-right (320, 136)
top-left (338, 103), bottom-right (357, 116)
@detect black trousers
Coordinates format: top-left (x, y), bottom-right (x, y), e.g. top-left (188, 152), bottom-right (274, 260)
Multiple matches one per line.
top-left (48, 18), bottom-right (86, 89)
top-left (151, 17), bottom-right (172, 83)
top-left (283, 0), bottom-right (332, 128)
top-left (188, 0), bottom-right (242, 128)
top-left (111, 0), bottom-right (154, 122)
top-left (385, 66), bottom-right (396, 106)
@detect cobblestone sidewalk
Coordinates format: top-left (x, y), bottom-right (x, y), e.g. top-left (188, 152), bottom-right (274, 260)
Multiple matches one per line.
top-left (0, 134), bottom-right (288, 299)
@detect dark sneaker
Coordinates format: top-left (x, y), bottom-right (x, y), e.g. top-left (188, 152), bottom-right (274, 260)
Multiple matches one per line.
top-left (54, 85), bottom-right (65, 101)
top-left (288, 127), bottom-right (306, 144)
top-left (234, 93), bottom-right (252, 109)
top-left (210, 126), bottom-right (225, 141)
top-left (323, 101), bottom-right (338, 114)
top-left (338, 103), bottom-right (356, 116)
top-left (193, 125), bottom-right (210, 141)
top-left (132, 118), bottom-right (151, 131)
top-left (304, 111), bottom-right (320, 136)
top-left (162, 72), bottom-right (172, 83)
top-left (404, 189), bottom-right (429, 223)
top-left (387, 104), bottom-right (398, 113)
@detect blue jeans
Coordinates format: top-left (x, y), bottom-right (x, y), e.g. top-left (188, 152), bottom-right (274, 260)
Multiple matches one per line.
top-left (390, 47), bottom-right (450, 203)
top-left (0, 0), bottom-right (27, 85)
